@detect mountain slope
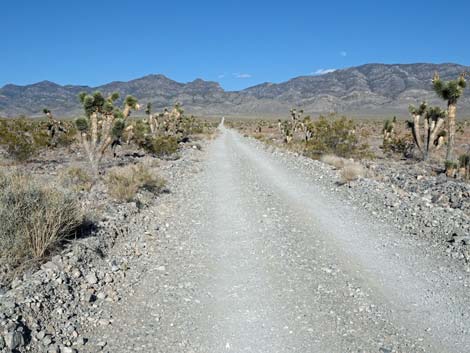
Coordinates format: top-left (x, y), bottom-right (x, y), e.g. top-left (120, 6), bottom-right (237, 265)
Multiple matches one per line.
top-left (1, 63), bottom-right (469, 117)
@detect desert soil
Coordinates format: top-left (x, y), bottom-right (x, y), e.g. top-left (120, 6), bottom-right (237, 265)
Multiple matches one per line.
top-left (82, 125), bottom-right (470, 353)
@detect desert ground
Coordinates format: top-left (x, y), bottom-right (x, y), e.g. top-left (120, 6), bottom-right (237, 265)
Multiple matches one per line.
top-left (0, 98), bottom-right (469, 353)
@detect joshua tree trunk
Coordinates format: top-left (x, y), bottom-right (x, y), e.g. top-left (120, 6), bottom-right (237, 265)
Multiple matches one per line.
top-left (446, 103), bottom-right (456, 161)
top-left (412, 113), bottom-right (423, 153)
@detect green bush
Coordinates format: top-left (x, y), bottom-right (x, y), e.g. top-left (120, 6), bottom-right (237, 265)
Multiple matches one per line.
top-left (458, 153), bottom-right (470, 179)
top-left (382, 135), bottom-right (414, 155)
top-left (303, 116), bottom-right (370, 159)
top-left (0, 118), bottom-right (77, 162)
top-left (140, 135), bottom-right (179, 157)
top-left (0, 171), bottom-right (83, 264)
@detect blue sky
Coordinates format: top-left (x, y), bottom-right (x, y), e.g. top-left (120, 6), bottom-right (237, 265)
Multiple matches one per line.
top-left (1, 0), bottom-right (469, 90)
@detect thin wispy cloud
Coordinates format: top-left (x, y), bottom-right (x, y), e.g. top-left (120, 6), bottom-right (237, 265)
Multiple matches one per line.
top-left (312, 68), bottom-right (336, 75)
top-left (233, 73), bottom-right (252, 79)
top-left (218, 74), bottom-right (225, 79)
top-left (340, 51), bottom-right (347, 57)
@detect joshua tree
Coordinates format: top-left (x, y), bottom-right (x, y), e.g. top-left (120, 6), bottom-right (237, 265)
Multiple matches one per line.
top-left (43, 108), bottom-right (53, 120)
top-left (43, 108), bottom-right (67, 147)
top-left (280, 120), bottom-right (293, 143)
top-left (382, 116), bottom-right (397, 145)
top-left (408, 102), bottom-right (447, 160)
top-left (168, 102), bottom-right (184, 135)
top-left (75, 92), bottom-right (139, 173)
top-left (432, 72), bottom-right (466, 162)
top-left (146, 102), bottom-right (159, 134)
top-left (299, 116), bottom-right (313, 143)
top-left (289, 108), bottom-right (304, 132)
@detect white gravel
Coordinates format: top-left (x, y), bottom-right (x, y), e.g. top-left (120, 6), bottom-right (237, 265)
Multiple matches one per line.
top-left (84, 126), bottom-right (470, 353)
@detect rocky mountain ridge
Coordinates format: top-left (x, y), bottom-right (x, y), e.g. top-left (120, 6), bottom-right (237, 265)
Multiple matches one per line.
top-left (1, 63), bottom-right (469, 117)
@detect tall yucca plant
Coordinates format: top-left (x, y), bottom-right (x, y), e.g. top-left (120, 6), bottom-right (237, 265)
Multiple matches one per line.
top-left (408, 102), bottom-right (447, 160)
top-left (75, 92), bottom-right (139, 173)
top-left (432, 72), bottom-right (466, 162)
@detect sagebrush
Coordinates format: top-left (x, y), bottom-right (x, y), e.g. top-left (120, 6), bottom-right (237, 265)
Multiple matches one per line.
top-left (105, 163), bottom-right (166, 202)
top-left (0, 171), bottom-right (83, 263)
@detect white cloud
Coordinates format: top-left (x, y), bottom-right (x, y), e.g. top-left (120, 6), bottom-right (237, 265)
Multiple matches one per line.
top-left (218, 74), bottom-right (225, 79)
top-left (340, 51), bottom-right (347, 57)
top-left (233, 73), bottom-right (252, 79)
top-left (312, 68), bottom-right (336, 75)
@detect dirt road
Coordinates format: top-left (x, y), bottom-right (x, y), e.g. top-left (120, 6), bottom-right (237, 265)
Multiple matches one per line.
top-left (87, 126), bottom-right (470, 353)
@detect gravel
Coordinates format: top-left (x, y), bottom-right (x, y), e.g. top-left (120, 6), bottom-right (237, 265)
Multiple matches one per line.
top-left (1, 126), bottom-right (469, 353)
top-left (83, 127), bottom-right (469, 353)
top-left (0, 142), bottom-right (206, 353)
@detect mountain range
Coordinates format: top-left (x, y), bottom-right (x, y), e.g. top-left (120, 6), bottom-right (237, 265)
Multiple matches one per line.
top-left (1, 63), bottom-right (469, 118)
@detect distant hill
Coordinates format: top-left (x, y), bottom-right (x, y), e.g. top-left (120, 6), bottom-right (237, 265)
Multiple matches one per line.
top-left (1, 63), bottom-right (469, 118)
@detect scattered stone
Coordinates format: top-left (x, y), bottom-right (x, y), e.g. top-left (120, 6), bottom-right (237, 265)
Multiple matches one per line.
top-left (85, 272), bottom-right (98, 285)
top-left (43, 335), bottom-right (53, 346)
top-left (4, 327), bottom-right (25, 350)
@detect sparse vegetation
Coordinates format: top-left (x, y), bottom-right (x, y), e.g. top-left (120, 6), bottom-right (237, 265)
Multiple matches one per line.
top-left (0, 117), bottom-right (77, 163)
top-left (459, 153), bottom-right (470, 179)
top-left (0, 171), bottom-right (83, 264)
top-left (407, 102), bottom-right (447, 160)
top-left (432, 72), bottom-right (466, 164)
top-left (140, 135), bottom-right (179, 157)
top-left (75, 92), bottom-right (139, 173)
top-left (59, 166), bottom-right (94, 192)
top-left (105, 163), bottom-right (166, 202)
top-left (340, 161), bottom-right (365, 185)
top-left (382, 116), bottom-right (396, 145)
top-left (303, 115), bottom-right (370, 159)
top-left (321, 154), bottom-right (345, 169)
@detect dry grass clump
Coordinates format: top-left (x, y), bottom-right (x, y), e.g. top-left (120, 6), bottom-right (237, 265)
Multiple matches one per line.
top-left (321, 154), bottom-right (345, 169)
top-left (105, 163), bottom-right (166, 202)
top-left (0, 171), bottom-right (83, 263)
top-left (340, 162), bottom-right (365, 184)
top-left (59, 166), bottom-right (93, 192)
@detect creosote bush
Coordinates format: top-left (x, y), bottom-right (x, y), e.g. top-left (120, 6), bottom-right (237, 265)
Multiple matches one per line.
top-left (0, 171), bottom-right (83, 264)
top-left (0, 118), bottom-right (77, 162)
top-left (105, 163), bottom-right (166, 202)
top-left (140, 135), bottom-right (179, 157)
top-left (299, 115), bottom-right (370, 159)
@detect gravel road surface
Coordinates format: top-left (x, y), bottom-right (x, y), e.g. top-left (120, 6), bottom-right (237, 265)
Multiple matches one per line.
top-left (86, 126), bottom-right (470, 353)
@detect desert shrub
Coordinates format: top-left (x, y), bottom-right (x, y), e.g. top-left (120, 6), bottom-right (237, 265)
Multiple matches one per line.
top-left (459, 154), bottom-right (470, 167)
top-left (340, 162), bottom-right (365, 184)
top-left (130, 119), bottom-right (149, 146)
top-left (140, 135), bottom-right (179, 157)
top-left (105, 163), bottom-right (166, 202)
top-left (0, 119), bottom-right (76, 162)
top-left (0, 119), bottom-right (39, 161)
top-left (445, 160), bottom-right (459, 177)
top-left (0, 171), bottom-right (83, 263)
top-left (303, 116), bottom-right (370, 159)
top-left (459, 153), bottom-right (470, 179)
top-left (320, 154), bottom-right (345, 169)
top-left (54, 124), bottom-right (77, 147)
top-left (445, 160), bottom-right (459, 170)
top-left (59, 166), bottom-right (93, 192)
top-left (382, 135), bottom-right (415, 157)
